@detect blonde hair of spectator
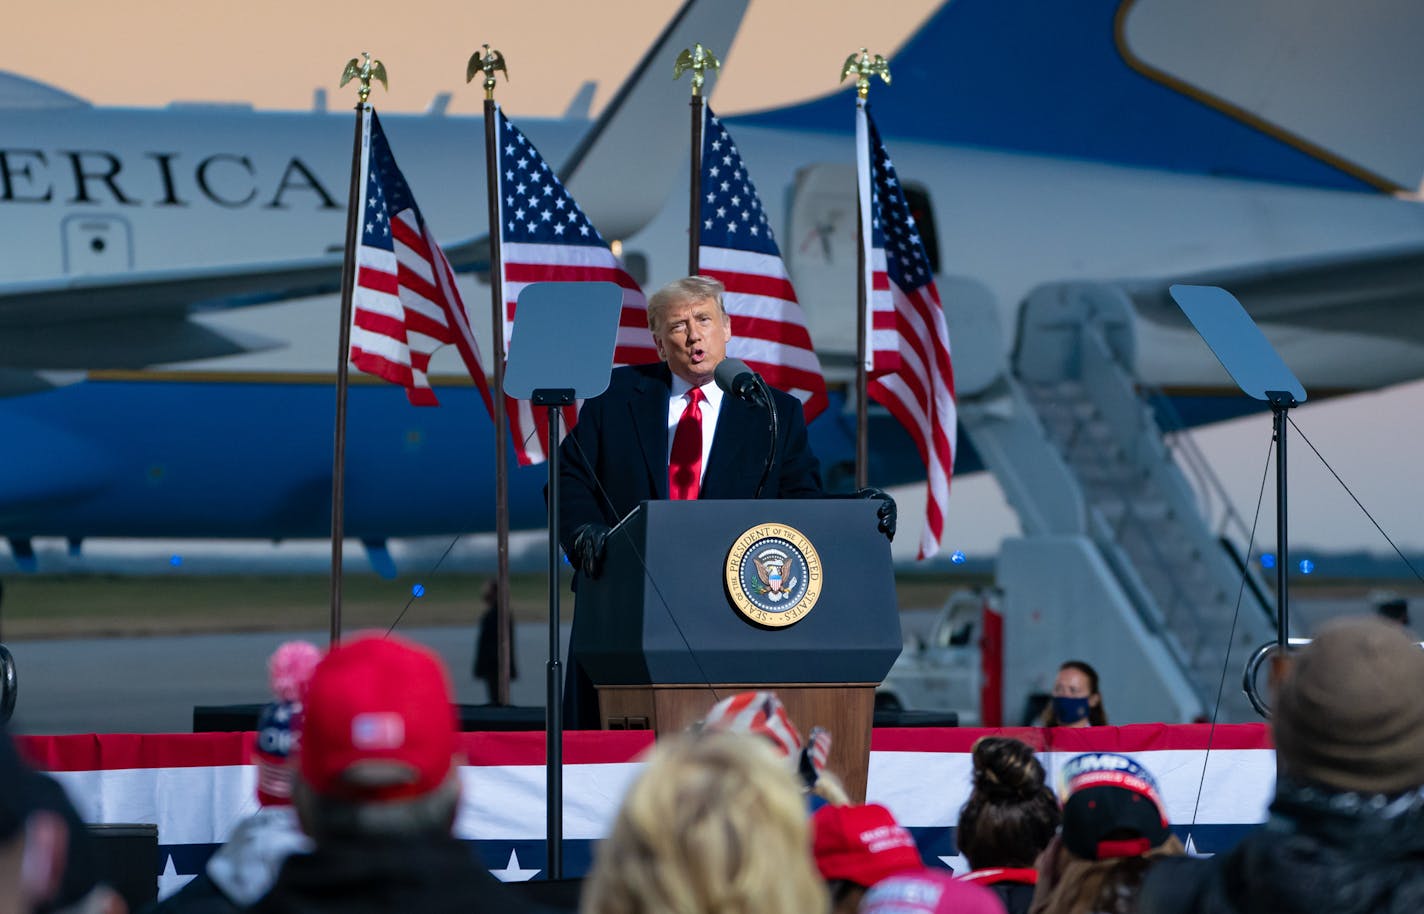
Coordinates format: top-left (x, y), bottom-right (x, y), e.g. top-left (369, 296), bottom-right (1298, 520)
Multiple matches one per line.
top-left (812, 768), bottom-right (851, 807)
top-left (1028, 833), bottom-right (1185, 914)
top-left (583, 731), bottom-right (828, 914)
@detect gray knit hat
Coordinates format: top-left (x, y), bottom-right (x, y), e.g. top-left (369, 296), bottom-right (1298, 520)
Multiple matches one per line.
top-left (1272, 616), bottom-right (1424, 794)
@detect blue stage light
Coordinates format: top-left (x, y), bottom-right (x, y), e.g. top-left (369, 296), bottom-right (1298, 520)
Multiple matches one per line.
top-left (951, 550), bottom-right (966, 564)
top-left (412, 583), bottom-right (426, 598)
top-left (1298, 559), bottom-right (1315, 575)
top-left (1260, 554), bottom-right (1276, 569)
top-left (169, 554), bottom-right (182, 567)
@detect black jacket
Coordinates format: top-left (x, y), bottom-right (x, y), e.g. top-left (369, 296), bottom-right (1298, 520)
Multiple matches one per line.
top-left (555, 362), bottom-right (823, 554)
top-left (252, 836), bottom-right (547, 914)
top-left (1140, 779), bottom-right (1424, 914)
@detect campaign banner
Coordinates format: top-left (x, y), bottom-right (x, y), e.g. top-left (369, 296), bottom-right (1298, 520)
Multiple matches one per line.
top-left (19, 725), bottom-right (1274, 896)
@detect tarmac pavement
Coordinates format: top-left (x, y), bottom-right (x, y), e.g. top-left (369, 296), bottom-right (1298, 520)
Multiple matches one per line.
top-left (8, 622), bottom-right (569, 735)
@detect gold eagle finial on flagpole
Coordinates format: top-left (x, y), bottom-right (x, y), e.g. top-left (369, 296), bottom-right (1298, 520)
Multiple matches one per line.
top-left (340, 51), bottom-right (388, 104)
top-left (840, 48), bottom-right (890, 100)
top-left (674, 42), bottom-right (721, 97)
top-left (466, 44), bottom-right (509, 100)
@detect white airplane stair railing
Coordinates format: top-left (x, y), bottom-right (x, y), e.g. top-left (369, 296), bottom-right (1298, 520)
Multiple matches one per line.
top-left (995, 282), bottom-right (1275, 722)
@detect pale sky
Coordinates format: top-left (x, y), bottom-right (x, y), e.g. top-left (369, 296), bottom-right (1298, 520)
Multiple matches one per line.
top-left (10, 1), bottom-right (939, 116)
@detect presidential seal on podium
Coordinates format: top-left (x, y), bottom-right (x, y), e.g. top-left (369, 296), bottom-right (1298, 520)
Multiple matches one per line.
top-left (725, 523), bottom-right (823, 628)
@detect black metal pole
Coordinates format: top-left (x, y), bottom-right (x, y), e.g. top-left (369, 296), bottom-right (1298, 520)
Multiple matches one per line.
top-left (483, 97), bottom-right (513, 705)
top-left (853, 97), bottom-right (870, 490)
top-left (1273, 399), bottom-right (1289, 648)
top-left (544, 400), bottom-right (564, 879)
top-left (329, 102), bottom-right (367, 647)
top-left (689, 95), bottom-right (702, 274)
top-left (854, 186), bottom-right (869, 491)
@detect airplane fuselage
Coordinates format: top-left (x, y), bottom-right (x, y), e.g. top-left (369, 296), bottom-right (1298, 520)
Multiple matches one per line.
top-left (4, 89), bottom-right (1424, 545)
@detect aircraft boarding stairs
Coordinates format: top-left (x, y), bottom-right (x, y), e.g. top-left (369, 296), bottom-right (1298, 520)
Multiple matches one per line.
top-left (958, 283), bottom-right (1277, 723)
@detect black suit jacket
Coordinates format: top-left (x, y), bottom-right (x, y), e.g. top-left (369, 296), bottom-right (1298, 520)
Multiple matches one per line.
top-left (556, 362), bottom-right (823, 555)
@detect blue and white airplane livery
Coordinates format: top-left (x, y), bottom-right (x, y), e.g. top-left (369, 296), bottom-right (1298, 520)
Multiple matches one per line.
top-left (2, 0), bottom-right (1422, 568)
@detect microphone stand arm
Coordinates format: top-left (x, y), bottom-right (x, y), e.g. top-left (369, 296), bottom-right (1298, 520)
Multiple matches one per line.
top-left (753, 377), bottom-right (778, 499)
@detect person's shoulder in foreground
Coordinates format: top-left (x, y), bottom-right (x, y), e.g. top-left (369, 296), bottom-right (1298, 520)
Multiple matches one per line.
top-left (1139, 615), bottom-right (1424, 914)
top-left (253, 633), bottom-right (549, 914)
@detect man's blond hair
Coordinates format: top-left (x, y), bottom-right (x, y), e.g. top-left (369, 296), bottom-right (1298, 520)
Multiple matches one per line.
top-left (646, 276), bottom-right (727, 333)
top-left (584, 732), bottom-right (828, 914)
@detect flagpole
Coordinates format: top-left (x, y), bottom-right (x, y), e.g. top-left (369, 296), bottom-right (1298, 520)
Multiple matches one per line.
top-left (842, 49), bottom-right (890, 492)
top-left (676, 43), bottom-right (720, 275)
top-left (468, 45), bottom-right (513, 706)
top-left (330, 54), bottom-right (386, 646)
top-left (854, 96), bottom-right (869, 490)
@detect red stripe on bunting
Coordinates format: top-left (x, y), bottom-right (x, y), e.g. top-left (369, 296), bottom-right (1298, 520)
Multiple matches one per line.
top-left (869, 723), bottom-right (1274, 753)
top-left (18, 730), bottom-right (656, 772)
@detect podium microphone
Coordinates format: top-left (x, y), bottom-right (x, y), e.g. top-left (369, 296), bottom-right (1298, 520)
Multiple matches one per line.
top-left (713, 358), bottom-right (768, 408)
top-left (714, 358), bottom-right (779, 498)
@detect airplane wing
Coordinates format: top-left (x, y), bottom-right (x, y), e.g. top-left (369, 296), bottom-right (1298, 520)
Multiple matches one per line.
top-left (0, 242), bottom-right (492, 375)
top-left (1126, 242), bottom-right (1424, 341)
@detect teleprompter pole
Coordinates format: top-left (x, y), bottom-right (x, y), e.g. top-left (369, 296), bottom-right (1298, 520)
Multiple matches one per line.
top-left (535, 389), bottom-right (574, 878)
top-left (1269, 391), bottom-right (1297, 648)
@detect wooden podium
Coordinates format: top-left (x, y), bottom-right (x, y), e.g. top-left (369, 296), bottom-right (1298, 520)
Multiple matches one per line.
top-left (570, 499), bottom-right (901, 801)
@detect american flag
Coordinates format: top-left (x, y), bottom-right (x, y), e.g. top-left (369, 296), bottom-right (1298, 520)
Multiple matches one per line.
top-left (699, 690), bottom-right (803, 760)
top-left (859, 106), bottom-right (956, 560)
top-left (496, 108), bottom-right (657, 465)
top-left (348, 110), bottom-right (492, 412)
top-left (698, 107), bottom-right (827, 420)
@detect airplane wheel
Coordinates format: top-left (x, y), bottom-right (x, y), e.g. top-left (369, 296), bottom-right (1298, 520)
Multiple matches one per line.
top-left (0, 644), bottom-right (14, 724)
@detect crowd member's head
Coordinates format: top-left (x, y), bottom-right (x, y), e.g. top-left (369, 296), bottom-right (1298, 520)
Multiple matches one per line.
top-left (0, 731), bottom-right (124, 914)
top-left (583, 732), bottom-right (827, 914)
top-left (957, 737), bottom-right (1059, 871)
top-left (647, 275), bottom-right (732, 387)
top-left (860, 869), bottom-right (1008, 914)
top-left (812, 803), bottom-right (923, 914)
top-left (698, 690), bottom-right (848, 805)
top-left (1042, 661), bottom-right (1107, 728)
top-left (1029, 753), bottom-right (1181, 914)
top-left (1271, 615), bottom-right (1424, 796)
top-left (255, 640), bottom-right (321, 808)
top-left (294, 634), bottom-right (461, 840)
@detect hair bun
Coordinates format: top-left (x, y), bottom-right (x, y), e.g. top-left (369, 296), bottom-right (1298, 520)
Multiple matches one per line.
top-left (971, 737), bottom-right (1045, 800)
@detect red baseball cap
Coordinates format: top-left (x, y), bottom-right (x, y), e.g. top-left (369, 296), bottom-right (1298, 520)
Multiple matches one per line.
top-left (812, 803), bottom-right (923, 888)
top-left (298, 633), bottom-right (458, 802)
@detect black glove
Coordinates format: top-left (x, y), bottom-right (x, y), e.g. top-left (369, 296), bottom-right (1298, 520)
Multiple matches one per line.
top-left (856, 487), bottom-right (896, 542)
top-left (570, 523), bottom-right (611, 578)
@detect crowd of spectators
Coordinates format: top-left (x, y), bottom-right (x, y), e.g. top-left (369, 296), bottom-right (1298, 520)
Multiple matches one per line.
top-left (5, 614), bottom-right (1422, 914)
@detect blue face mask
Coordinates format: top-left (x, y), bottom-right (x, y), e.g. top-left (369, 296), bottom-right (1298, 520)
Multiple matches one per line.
top-left (1053, 695), bottom-right (1091, 724)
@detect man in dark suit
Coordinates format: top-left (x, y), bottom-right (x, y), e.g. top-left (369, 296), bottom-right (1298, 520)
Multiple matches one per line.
top-left (555, 275), bottom-right (846, 727)
top-left (558, 276), bottom-right (823, 559)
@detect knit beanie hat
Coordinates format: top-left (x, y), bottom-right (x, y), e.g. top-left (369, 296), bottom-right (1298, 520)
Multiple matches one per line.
top-left (1272, 615), bottom-right (1424, 794)
top-left (255, 640), bottom-right (322, 806)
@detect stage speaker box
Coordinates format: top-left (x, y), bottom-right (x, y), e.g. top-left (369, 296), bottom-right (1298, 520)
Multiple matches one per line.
top-left (87, 823), bottom-right (158, 912)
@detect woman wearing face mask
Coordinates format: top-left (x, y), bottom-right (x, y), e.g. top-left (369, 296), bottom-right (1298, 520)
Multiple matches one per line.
top-left (1038, 660), bottom-right (1107, 728)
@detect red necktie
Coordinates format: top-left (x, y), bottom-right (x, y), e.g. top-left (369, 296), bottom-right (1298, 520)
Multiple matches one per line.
top-left (669, 387), bottom-right (705, 500)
